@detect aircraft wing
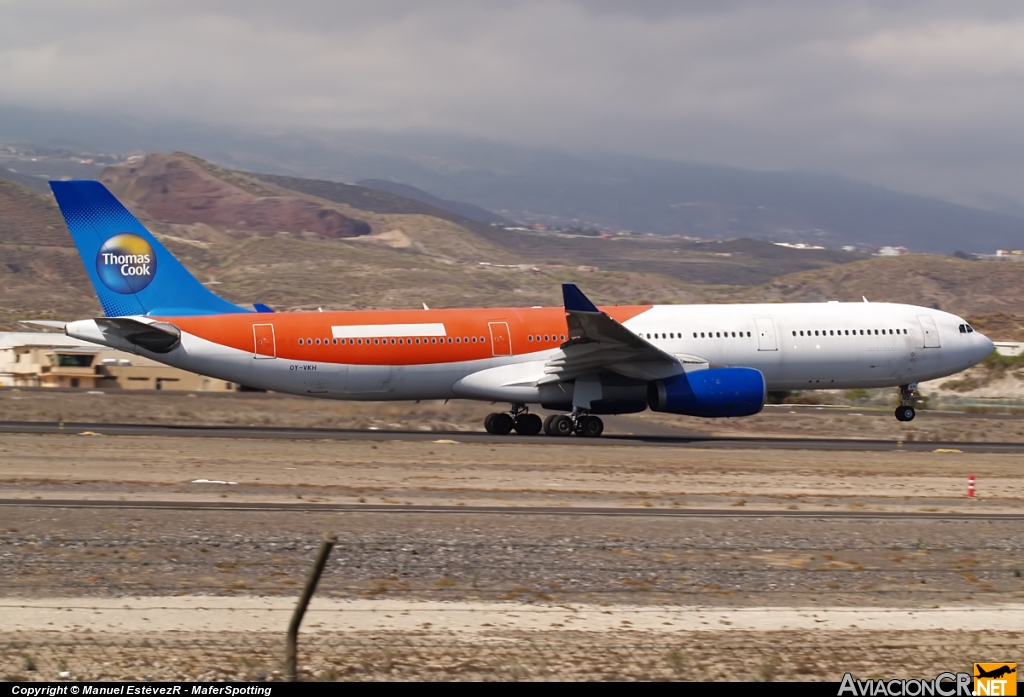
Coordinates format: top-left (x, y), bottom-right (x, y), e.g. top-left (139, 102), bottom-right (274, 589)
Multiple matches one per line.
top-left (540, 285), bottom-right (704, 383)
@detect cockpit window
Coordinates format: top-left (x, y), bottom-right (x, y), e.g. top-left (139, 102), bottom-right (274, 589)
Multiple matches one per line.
top-left (959, 324), bottom-right (975, 334)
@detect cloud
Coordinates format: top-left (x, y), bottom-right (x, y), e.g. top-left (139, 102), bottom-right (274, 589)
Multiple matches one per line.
top-left (1, 0), bottom-right (1022, 207)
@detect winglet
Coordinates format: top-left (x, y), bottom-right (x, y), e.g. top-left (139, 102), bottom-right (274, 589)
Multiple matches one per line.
top-left (253, 303), bottom-right (275, 313)
top-left (562, 283), bottom-right (600, 313)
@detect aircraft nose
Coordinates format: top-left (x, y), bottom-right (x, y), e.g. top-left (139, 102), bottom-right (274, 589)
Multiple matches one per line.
top-left (974, 333), bottom-right (995, 363)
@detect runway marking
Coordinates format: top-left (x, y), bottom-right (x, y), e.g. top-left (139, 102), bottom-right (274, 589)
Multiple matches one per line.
top-left (2, 499), bottom-right (1022, 520)
top-left (1, 420), bottom-right (1022, 453)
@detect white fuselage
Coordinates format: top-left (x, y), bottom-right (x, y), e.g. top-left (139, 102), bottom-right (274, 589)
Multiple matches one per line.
top-left (67, 302), bottom-right (994, 407)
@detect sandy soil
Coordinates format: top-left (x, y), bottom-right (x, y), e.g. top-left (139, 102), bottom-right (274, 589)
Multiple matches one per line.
top-left (1, 432), bottom-right (1022, 512)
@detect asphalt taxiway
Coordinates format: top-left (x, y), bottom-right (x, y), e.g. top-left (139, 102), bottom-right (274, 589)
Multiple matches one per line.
top-left (2, 418), bottom-right (1022, 452)
top-left (2, 498), bottom-right (1023, 520)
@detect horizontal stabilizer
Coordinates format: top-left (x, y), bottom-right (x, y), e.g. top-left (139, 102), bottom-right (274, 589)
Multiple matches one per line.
top-left (66, 317), bottom-right (181, 354)
top-left (20, 320), bottom-right (69, 330)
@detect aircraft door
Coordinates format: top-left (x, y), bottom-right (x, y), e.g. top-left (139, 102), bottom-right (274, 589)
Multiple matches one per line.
top-left (253, 324), bottom-right (276, 358)
top-left (754, 317), bottom-right (778, 351)
top-left (489, 322), bottom-right (512, 357)
top-left (917, 315), bottom-right (940, 348)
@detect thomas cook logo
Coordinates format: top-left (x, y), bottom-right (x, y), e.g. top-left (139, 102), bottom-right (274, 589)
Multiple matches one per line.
top-left (96, 234), bottom-right (157, 294)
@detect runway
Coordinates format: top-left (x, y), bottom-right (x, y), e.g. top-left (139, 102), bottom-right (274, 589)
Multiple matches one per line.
top-left (2, 418), bottom-right (1022, 452)
top-left (3, 498), bottom-right (1022, 520)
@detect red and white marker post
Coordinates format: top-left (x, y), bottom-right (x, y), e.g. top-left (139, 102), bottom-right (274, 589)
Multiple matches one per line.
top-left (968, 474), bottom-right (976, 499)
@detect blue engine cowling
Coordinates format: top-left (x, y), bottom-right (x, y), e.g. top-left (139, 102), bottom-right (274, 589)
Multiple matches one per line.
top-left (647, 367), bottom-right (766, 418)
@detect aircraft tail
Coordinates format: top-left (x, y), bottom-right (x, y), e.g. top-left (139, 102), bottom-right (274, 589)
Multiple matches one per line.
top-left (50, 180), bottom-right (249, 317)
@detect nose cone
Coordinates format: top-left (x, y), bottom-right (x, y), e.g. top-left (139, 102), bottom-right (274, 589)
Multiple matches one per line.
top-left (972, 332), bottom-right (996, 365)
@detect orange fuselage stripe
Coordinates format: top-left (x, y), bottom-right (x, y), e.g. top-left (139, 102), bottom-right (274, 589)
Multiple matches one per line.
top-left (164, 305), bottom-right (651, 366)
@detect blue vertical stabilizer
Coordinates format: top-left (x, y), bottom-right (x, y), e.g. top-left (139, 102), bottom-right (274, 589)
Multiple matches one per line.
top-left (50, 180), bottom-right (249, 317)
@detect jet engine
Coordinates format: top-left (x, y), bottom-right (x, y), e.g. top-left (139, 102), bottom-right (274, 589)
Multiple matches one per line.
top-left (647, 367), bottom-right (766, 418)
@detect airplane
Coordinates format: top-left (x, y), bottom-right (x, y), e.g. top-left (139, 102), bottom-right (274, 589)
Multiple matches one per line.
top-left (46, 180), bottom-right (995, 438)
top-left (975, 665), bottom-right (1016, 680)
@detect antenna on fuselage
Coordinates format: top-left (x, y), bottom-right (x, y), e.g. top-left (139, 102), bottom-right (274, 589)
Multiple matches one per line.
top-left (423, 303), bottom-right (430, 310)
top-left (862, 296), bottom-right (869, 303)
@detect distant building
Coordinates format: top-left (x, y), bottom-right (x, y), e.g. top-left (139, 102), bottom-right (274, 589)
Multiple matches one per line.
top-left (873, 246), bottom-right (909, 257)
top-left (0, 332), bottom-right (238, 391)
top-left (773, 242), bottom-right (825, 250)
top-left (994, 342), bottom-right (1024, 357)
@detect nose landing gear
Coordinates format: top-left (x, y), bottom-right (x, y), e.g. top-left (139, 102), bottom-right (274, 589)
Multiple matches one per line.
top-left (484, 404), bottom-right (543, 435)
top-left (895, 384), bottom-right (917, 422)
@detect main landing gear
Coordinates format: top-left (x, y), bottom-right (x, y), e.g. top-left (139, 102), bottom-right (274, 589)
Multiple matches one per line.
top-left (484, 404), bottom-right (542, 436)
top-left (483, 406), bottom-right (604, 437)
top-left (895, 384), bottom-right (917, 422)
top-left (543, 412), bottom-right (604, 438)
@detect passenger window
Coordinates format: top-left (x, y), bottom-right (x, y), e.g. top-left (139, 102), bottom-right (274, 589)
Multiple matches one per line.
top-left (527, 335), bottom-right (533, 342)
top-left (799, 331), bottom-right (804, 336)
top-left (693, 332), bottom-right (697, 338)
top-left (814, 330), bottom-right (819, 336)
top-left (700, 332), bottom-right (705, 338)
top-left (298, 338), bottom-right (303, 345)
top-left (829, 330), bottom-right (833, 336)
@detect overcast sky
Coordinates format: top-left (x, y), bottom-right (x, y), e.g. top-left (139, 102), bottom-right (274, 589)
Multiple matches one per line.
top-left (2, 1), bottom-right (1023, 209)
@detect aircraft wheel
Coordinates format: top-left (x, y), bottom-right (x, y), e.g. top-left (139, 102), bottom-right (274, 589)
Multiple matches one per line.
top-left (484, 413), bottom-right (499, 434)
top-left (513, 413), bottom-right (543, 436)
top-left (490, 412), bottom-right (515, 435)
top-left (546, 414), bottom-right (575, 437)
top-left (895, 406), bottom-right (915, 422)
top-left (575, 415), bottom-right (604, 438)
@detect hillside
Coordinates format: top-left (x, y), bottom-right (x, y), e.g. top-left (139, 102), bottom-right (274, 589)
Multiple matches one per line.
top-left (102, 154), bottom-right (373, 240)
top-left (0, 179), bottom-right (102, 328)
top-left (726, 255), bottom-right (1024, 322)
top-left (1, 153), bottom-right (1022, 340)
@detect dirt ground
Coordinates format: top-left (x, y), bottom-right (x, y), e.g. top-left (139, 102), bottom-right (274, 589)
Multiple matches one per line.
top-left (2, 391), bottom-right (1023, 681)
